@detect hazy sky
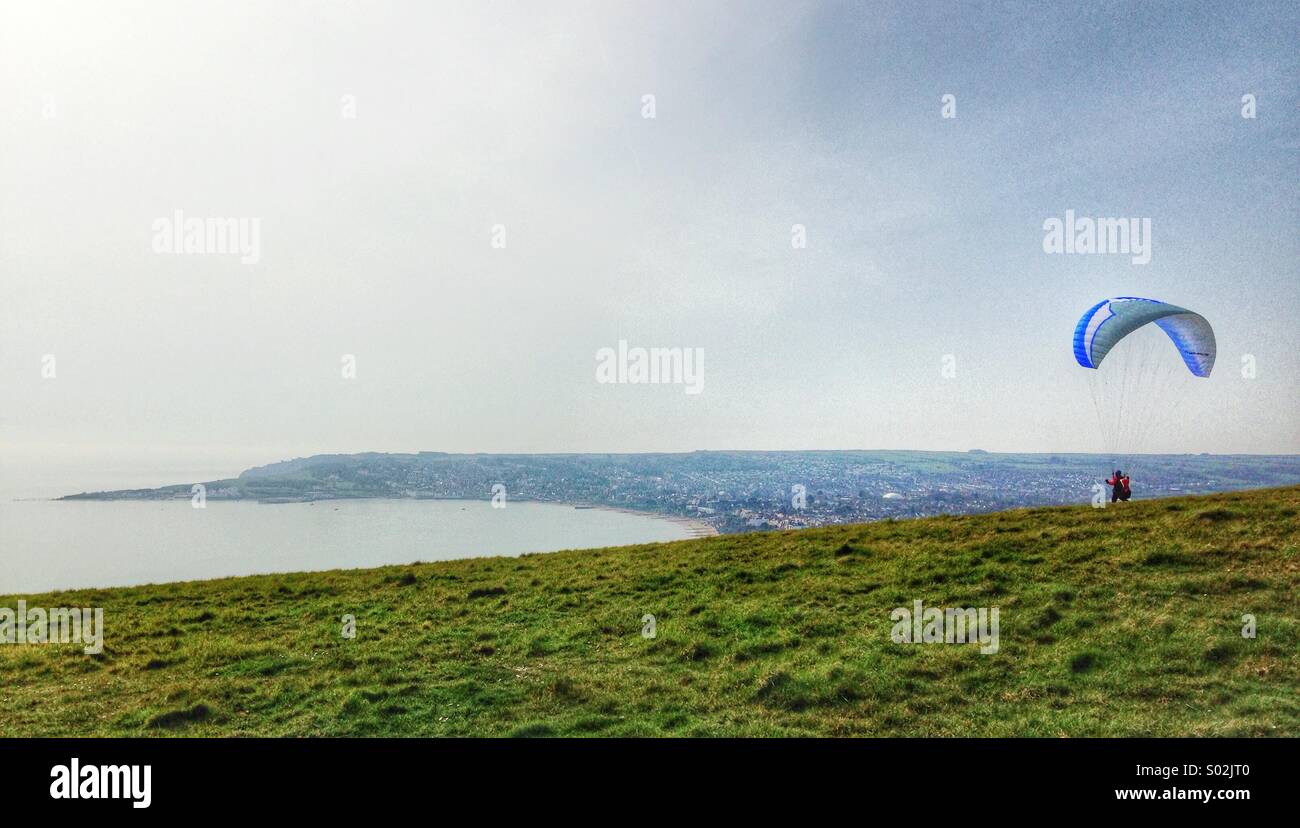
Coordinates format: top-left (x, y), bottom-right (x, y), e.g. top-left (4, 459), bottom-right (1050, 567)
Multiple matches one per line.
top-left (2, 0), bottom-right (1297, 486)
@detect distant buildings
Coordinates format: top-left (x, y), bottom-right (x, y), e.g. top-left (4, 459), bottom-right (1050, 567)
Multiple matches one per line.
top-left (68, 451), bottom-right (1300, 535)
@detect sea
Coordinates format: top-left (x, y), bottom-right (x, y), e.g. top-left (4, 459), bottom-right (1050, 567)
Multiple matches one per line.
top-left (0, 455), bottom-right (695, 594)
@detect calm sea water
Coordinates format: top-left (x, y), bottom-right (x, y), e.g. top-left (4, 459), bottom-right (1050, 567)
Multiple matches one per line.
top-left (0, 498), bottom-right (694, 595)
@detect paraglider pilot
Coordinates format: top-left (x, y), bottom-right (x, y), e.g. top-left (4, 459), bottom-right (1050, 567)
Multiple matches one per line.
top-left (1105, 470), bottom-right (1131, 503)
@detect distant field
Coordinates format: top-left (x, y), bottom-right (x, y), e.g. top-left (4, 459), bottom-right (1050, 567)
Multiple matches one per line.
top-left (3, 486), bottom-right (1297, 736)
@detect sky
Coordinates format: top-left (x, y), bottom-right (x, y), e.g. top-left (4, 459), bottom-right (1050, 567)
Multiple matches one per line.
top-left (1, 0), bottom-right (1297, 491)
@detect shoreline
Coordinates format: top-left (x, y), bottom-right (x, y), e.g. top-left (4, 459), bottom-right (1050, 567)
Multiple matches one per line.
top-left (50, 491), bottom-right (720, 536)
top-left (570, 503), bottom-right (719, 538)
top-left (3, 497), bottom-right (718, 596)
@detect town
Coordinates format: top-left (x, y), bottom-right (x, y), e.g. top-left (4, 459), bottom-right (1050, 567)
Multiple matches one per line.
top-left (63, 450), bottom-right (1300, 535)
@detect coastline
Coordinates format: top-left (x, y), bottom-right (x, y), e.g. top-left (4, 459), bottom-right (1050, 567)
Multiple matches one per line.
top-left (49, 489), bottom-right (721, 539)
top-left (4, 496), bottom-right (719, 595)
top-left (570, 503), bottom-right (719, 538)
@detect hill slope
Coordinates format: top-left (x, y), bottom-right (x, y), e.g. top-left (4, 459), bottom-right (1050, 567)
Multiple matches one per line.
top-left (3, 486), bottom-right (1298, 736)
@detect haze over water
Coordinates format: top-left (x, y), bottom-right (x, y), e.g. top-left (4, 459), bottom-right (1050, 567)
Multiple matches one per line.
top-left (0, 498), bottom-right (693, 595)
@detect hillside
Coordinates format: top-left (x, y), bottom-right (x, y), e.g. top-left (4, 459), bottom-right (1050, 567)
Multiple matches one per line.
top-left (3, 486), bottom-right (1298, 737)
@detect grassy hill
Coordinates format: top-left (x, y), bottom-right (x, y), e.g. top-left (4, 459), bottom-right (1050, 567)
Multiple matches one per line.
top-left (3, 486), bottom-right (1298, 737)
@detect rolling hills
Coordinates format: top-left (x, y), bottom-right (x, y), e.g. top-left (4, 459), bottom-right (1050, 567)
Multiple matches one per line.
top-left (3, 485), bottom-right (1297, 736)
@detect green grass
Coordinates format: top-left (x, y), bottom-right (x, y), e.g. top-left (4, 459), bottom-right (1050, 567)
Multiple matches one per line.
top-left (3, 486), bottom-right (1298, 736)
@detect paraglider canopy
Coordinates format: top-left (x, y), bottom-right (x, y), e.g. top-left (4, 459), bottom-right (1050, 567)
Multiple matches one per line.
top-left (1072, 296), bottom-right (1216, 458)
top-left (1074, 297), bottom-right (1216, 378)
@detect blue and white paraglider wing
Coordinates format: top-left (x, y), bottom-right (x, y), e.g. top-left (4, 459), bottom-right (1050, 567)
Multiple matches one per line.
top-left (1073, 297), bottom-right (1216, 377)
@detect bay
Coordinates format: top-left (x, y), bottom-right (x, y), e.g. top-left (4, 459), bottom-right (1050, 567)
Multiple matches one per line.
top-left (0, 498), bottom-right (695, 595)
